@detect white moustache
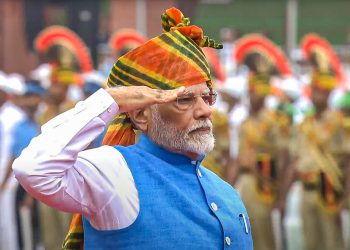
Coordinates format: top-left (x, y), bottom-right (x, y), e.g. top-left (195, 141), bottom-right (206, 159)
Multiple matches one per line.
top-left (188, 120), bottom-right (213, 133)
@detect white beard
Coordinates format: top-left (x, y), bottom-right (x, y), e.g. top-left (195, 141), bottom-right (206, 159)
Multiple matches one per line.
top-left (148, 106), bottom-right (215, 156)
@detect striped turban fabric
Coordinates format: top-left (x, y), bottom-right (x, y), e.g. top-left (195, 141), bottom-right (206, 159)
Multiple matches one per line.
top-left (108, 30), bottom-right (212, 90)
top-left (62, 7), bottom-right (222, 250)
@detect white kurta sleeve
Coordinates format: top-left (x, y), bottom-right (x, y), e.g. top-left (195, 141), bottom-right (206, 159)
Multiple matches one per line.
top-left (12, 88), bottom-right (139, 229)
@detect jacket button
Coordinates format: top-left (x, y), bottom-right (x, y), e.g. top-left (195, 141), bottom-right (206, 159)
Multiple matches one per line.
top-left (225, 236), bottom-right (231, 246)
top-left (210, 202), bottom-right (218, 211)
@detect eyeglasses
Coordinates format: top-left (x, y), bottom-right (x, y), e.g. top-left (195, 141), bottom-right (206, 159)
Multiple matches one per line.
top-left (175, 90), bottom-right (217, 111)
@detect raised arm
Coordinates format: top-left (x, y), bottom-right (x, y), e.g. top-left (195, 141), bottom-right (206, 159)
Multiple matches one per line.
top-left (12, 86), bottom-right (185, 225)
top-left (12, 89), bottom-right (119, 215)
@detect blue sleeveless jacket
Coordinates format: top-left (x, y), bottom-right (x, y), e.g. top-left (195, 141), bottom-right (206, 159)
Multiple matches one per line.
top-left (83, 134), bottom-right (253, 249)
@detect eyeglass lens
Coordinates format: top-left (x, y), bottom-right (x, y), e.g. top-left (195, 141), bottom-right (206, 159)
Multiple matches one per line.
top-left (176, 91), bottom-right (217, 110)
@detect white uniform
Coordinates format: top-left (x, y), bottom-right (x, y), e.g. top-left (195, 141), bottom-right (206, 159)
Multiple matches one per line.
top-left (0, 101), bottom-right (25, 250)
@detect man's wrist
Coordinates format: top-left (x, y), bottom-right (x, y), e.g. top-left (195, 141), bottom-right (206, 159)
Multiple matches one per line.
top-left (88, 88), bottom-right (117, 108)
top-left (105, 86), bottom-right (124, 105)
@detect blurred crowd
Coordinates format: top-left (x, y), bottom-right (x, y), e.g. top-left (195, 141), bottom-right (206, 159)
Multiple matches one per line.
top-left (1, 25), bottom-right (350, 250)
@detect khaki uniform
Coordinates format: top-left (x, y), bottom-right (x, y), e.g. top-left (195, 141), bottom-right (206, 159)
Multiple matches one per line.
top-left (38, 102), bottom-right (74, 250)
top-left (292, 110), bottom-right (345, 250)
top-left (202, 109), bottom-right (230, 179)
top-left (236, 109), bottom-right (286, 250)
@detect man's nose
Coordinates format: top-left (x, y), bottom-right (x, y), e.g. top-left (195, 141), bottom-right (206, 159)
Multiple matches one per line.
top-left (193, 96), bottom-right (212, 120)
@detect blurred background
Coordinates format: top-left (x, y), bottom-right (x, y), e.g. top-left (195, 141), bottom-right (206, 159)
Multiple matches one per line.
top-left (1, 0), bottom-right (350, 75)
top-left (1, 1), bottom-right (350, 250)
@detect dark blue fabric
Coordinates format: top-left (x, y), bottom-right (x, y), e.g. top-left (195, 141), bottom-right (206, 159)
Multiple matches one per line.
top-left (90, 127), bottom-right (106, 148)
top-left (24, 82), bottom-right (46, 96)
top-left (11, 118), bottom-right (38, 158)
top-left (83, 134), bottom-right (253, 250)
top-left (84, 82), bottom-right (102, 95)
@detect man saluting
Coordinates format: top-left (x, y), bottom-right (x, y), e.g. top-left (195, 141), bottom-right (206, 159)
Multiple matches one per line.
top-left (12, 7), bottom-right (253, 250)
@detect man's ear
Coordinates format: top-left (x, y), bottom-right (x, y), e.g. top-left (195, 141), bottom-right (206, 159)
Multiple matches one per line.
top-left (128, 107), bottom-right (150, 132)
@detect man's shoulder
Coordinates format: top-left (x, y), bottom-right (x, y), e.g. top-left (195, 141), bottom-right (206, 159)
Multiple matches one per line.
top-left (78, 145), bottom-right (128, 170)
top-left (113, 144), bottom-right (139, 155)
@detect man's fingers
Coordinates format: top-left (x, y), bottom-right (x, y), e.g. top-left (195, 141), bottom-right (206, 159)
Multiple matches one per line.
top-left (154, 87), bottom-right (186, 103)
top-left (175, 86), bottom-right (186, 96)
top-left (108, 85), bottom-right (187, 112)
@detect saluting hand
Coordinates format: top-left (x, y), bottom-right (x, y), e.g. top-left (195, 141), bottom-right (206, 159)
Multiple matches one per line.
top-left (106, 86), bottom-right (186, 112)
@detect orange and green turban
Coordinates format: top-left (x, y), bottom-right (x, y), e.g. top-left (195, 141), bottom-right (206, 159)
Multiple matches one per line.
top-left (62, 7), bottom-right (222, 250)
top-left (301, 33), bottom-right (344, 91)
top-left (34, 25), bottom-right (93, 87)
top-left (234, 34), bottom-right (292, 97)
top-left (108, 8), bottom-right (221, 90)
